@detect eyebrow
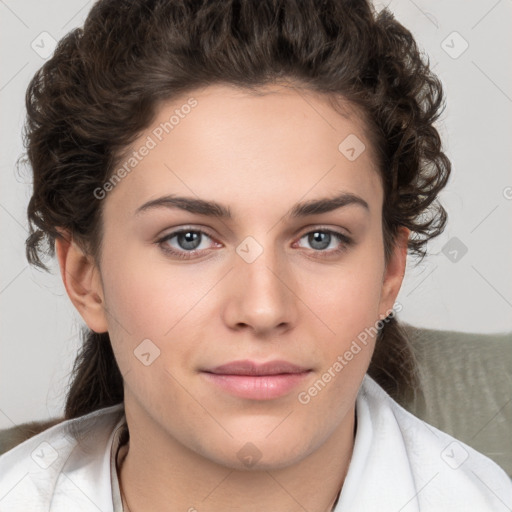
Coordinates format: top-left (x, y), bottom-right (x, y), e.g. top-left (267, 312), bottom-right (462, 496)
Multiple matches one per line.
top-left (135, 192), bottom-right (369, 219)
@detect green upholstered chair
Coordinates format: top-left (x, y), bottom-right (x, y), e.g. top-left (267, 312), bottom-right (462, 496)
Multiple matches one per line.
top-left (397, 323), bottom-right (511, 478)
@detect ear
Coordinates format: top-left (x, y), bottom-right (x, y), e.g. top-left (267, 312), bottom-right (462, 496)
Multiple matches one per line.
top-left (55, 229), bottom-right (109, 333)
top-left (378, 226), bottom-right (410, 319)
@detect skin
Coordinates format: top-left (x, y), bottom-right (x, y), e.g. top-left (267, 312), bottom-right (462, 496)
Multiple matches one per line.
top-left (56, 83), bottom-right (409, 512)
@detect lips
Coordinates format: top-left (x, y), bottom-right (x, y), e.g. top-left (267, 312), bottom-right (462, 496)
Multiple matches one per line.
top-left (204, 359), bottom-right (311, 376)
top-left (201, 360), bottom-right (312, 400)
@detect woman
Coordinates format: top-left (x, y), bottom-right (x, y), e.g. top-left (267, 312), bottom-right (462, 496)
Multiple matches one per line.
top-left (0, 0), bottom-right (510, 510)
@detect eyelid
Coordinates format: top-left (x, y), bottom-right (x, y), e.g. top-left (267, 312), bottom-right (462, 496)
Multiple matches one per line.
top-left (295, 224), bottom-right (351, 239)
top-left (156, 226), bottom-right (220, 250)
top-left (157, 225), bottom-right (218, 242)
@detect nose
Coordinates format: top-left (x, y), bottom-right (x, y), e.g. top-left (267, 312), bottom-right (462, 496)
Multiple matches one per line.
top-left (222, 242), bottom-right (299, 336)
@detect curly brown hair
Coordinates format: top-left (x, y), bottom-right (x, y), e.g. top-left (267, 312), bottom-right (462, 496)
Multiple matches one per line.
top-left (23, 0), bottom-right (450, 421)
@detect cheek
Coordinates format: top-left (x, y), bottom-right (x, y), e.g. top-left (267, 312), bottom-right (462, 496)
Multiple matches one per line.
top-left (297, 242), bottom-right (386, 387)
top-left (100, 244), bottom-right (221, 396)
top-left (100, 242), bottom-right (208, 336)
top-left (305, 245), bottom-right (385, 332)
top-left (100, 253), bottom-right (201, 411)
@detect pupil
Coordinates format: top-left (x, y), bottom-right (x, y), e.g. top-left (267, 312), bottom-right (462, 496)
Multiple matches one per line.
top-left (180, 231), bottom-right (200, 250)
top-left (310, 231), bottom-right (330, 250)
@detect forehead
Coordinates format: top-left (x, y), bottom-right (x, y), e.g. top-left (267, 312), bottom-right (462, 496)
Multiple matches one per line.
top-left (103, 83), bottom-right (383, 222)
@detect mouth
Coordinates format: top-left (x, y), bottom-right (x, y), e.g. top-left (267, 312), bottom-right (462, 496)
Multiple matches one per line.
top-left (201, 359), bottom-right (312, 400)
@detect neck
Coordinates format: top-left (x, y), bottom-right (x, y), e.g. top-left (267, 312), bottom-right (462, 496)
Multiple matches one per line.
top-left (117, 400), bottom-right (355, 512)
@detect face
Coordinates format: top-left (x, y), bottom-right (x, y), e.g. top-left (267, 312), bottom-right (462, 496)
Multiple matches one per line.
top-left (65, 83), bottom-right (407, 470)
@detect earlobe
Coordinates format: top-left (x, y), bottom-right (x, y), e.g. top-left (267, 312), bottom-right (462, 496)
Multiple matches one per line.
top-left (55, 229), bottom-right (109, 333)
top-left (379, 226), bottom-right (410, 318)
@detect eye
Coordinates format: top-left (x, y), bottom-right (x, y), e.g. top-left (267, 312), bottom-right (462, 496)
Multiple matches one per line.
top-left (295, 229), bottom-right (353, 257)
top-left (157, 228), bottom-right (218, 260)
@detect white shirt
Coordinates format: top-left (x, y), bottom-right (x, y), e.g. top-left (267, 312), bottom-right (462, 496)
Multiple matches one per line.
top-left (0, 374), bottom-right (510, 511)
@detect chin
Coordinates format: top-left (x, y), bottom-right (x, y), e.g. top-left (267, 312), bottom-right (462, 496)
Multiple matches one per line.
top-left (201, 436), bottom-right (316, 472)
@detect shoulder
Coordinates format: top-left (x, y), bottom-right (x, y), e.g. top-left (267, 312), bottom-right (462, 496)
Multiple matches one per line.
top-left (0, 404), bottom-right (125, 511)
top-left (357, 375), bottom-right (512, 510)
top-left (0, 417), bottom-right (66, 456)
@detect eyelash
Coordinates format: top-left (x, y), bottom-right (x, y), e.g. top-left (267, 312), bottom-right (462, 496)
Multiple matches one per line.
top-left (156, 227), bottom-right (353, 260)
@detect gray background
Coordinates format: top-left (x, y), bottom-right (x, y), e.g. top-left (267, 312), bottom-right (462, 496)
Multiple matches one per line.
top-left (1, 0), bottom-right (511, 428)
